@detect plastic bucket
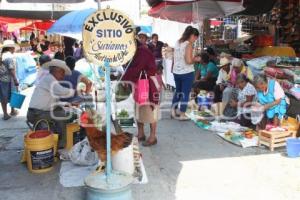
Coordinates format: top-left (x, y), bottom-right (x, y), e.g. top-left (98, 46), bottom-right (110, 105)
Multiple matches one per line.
top-left (112, 144), bottom-right (134, 175)
top-left (10, 91), bottom-right (25, 109)
top-left (24, 120), bottom-right (56, 173)
top-left (85, 171), bottom-right (133, 200)
top-left (286, 138), bottom-right (300, 158)
top-left (197, 95), bottom-right (213, 110)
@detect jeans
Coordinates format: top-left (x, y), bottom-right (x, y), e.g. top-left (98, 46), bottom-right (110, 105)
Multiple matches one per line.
top-left (172, 72), bottom-right (194, 112)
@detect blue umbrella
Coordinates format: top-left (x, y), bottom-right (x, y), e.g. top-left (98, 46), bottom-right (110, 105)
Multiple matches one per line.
top-left (48, 8), bottom-right (96, 40)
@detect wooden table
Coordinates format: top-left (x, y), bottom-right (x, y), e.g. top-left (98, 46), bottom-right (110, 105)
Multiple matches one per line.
top-left (258, 130), bottom-right (297, 151)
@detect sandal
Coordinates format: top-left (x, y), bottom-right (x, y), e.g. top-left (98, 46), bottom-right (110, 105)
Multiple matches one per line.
top-left (137, 135), bottom-right (146, 142)
top-left (10, 110), bottom-right (19, 116)
top-left (3, 115), bottom-right (11, 120)
top-left (171, 110), bottom-right (180, 119)
top-left (178, 115), bottom-right (190, 121)
top-left (142, 138), bottom-right (157, 147)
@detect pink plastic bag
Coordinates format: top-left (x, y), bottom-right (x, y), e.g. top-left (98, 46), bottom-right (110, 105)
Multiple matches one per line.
top-left (134, 71), bottom-right (149, 105)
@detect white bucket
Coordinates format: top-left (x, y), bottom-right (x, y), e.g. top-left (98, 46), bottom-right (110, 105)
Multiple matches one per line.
top-left (112, 144), bottom-right (134, 175)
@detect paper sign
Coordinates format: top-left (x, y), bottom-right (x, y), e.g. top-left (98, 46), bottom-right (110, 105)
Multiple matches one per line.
top-left (82, 8), bottom-right (136, 67)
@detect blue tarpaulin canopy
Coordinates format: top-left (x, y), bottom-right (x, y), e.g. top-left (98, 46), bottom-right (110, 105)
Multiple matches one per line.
top-left (47, 8), bottom-right (96, 40)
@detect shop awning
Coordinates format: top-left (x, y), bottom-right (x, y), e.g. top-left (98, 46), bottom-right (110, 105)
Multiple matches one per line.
top-left (0, 0), bottom-right (102, 20)
top-left (6, 0), bottom-right (108, 2)
top-left (235, 0), bottom-right (277, 15)
top-left (0, 17), bottom-right (36, 32)
top-left (0, 10), bottom-right (71, 20)
top-left (0, 17), bottom-right (32, 24)
top-left (20, 20), bottom-right (55, 31)
top-left (148, 0), bottom-right (244, 24)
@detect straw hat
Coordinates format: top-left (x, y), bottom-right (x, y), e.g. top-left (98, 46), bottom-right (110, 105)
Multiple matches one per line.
top-left (220, 52), bottom-right (231, 59)
top-left (231, 58), bottom-right (243, 68)
top-left (0, 40), bottom-right (20, 51)
top-left (42, 59), bottom-right (72, 76)
top-left (218, 57), bottom-right (230, 68)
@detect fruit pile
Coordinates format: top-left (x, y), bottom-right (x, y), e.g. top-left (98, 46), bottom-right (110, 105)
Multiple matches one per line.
top-left (242, 130), bottom-right (257, 139)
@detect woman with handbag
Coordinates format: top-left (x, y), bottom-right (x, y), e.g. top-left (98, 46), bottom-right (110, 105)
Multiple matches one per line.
top-left (0, 40), bottom-right (19, 120)
top-left (172, 26), bottom-right (201, 120)
top-left (122, 38), bottom-right (161, 147)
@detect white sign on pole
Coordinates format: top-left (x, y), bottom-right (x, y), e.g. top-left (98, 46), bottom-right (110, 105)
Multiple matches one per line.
top-left (82, 8), bottom-right (137, 67)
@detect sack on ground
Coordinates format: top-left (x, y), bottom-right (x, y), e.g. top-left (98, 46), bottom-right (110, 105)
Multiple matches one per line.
top-left (69, 138), bottom-right (98, 166)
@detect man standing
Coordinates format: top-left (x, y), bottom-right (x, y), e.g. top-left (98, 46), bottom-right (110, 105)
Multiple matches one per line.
top-left (148, 34), bottom-right (165, 60)
top-left (27, 59), bottom-right (75, 148)
top-left (148, 33), bottom-right (166, 74)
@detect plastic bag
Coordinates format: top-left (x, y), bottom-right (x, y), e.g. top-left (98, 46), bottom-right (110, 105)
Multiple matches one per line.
top-left (134, 71), bottom-right (149, 105)
top-left (69, 138), bottom-right (98, 166)
top-left (282, 117), bottom-right (300, 131)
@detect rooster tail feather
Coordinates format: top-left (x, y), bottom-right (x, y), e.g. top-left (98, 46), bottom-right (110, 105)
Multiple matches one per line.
top-left (111, 132), bottom-right (133, 152)
top-left (121, 132), bottom-right (134, 148)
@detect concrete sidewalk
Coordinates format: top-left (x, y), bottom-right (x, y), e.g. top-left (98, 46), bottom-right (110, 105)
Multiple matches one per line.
top-left (0, 88), bottom-right (300, 200)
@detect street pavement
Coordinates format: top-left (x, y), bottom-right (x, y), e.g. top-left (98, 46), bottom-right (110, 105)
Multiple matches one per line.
top-left (0, 87), bottom-right (300, 200)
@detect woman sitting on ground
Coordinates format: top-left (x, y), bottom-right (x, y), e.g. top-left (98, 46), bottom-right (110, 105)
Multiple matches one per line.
top-left (228, 74), bottom-right (257, 127)
top-left (222, 58), bottom-right (253, 105)
top-left (253, 75), bottom-right (289, 128)
top-left (193, 52), bottom-right (219, 94)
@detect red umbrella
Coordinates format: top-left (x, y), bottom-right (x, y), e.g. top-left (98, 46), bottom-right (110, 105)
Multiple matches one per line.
top-left (0, 16), bottom-right (32, 24)
top-left (149, 0), bottom-right (244, 24)
top-left (20, 20), bottom-right (55, 31)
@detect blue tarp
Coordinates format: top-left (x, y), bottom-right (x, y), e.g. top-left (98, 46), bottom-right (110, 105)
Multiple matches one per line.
top-left (47, 8), bottom-right (96, 40)
top-left (15, 53), bottom-right (37, 89)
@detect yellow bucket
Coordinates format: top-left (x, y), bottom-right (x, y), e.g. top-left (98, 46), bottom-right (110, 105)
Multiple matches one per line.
top-left (23, 120), bottom-right (58, 173)
top-left (66, 122), bottom-right (81, 150)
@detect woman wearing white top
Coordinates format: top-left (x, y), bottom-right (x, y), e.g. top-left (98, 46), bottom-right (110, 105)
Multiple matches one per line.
top-left (172, 26), bottom-right (201, 120)
top-left (229, 74), bottom-right (257, 127)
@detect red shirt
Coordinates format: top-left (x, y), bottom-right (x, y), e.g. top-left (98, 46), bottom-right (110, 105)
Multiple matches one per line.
top-left (122, 45), bottom-right (161, 105)
top-left (122, 45), bottom-right (157, 84)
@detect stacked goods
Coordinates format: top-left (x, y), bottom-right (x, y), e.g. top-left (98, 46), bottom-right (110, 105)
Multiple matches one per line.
top-left (247, 56), bottom-right (300, 99)
top-left (270, 0), bottom-right (300, 53)
top-left (253, 35), bottom-right (274, 48)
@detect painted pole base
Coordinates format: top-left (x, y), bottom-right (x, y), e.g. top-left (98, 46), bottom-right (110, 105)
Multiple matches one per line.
top-left (85, 170), bottom-right (133, 200)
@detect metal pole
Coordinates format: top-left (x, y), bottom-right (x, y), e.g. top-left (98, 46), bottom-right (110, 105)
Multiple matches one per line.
top-left (97, 0), bottom-right (101, 10)
top-left (104, 61), bottom-right (112, 178)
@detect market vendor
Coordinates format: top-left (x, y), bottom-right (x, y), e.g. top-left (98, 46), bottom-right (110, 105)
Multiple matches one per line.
top-left (253, 75), bottom-right (289, 128)
top-left (27, 59), bottom-right (75, 148)
top-left (228, 74), bottom-right (257, 127)
top-left (206, 47), bottom-right (218, 65)
top-left (60, 56), bottom-right (92, 103)
top-left (214, 57), bottom-right (231, 103)
top-left (230, 58), bottom-right (253, 85)
top-left (193, 52), bottom-right (219, 93)
top-left (222, 58), bottom-right (253, 104)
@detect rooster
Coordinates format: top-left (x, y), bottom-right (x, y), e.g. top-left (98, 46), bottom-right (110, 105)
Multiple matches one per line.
top-left (80, 110), bottom-right (133, 172)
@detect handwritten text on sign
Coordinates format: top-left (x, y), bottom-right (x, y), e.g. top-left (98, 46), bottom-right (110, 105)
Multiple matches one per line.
top-left (82, 9), bottom-right (136, 67)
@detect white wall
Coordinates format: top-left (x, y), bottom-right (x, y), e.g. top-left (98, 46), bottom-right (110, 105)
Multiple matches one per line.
top-left (152, 18), bottom-right (190, 47)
